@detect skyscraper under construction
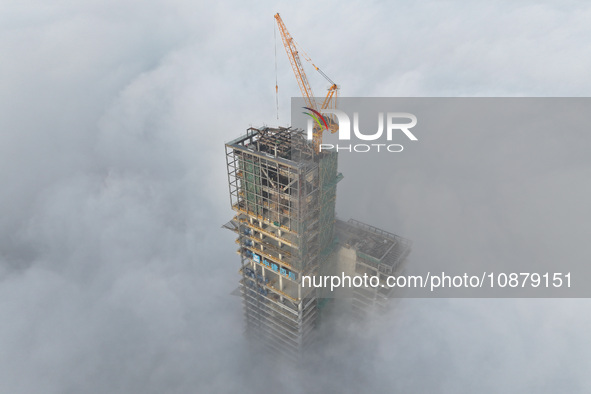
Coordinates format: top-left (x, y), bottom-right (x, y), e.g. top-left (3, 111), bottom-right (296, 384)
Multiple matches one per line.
top-left (224, 126), bottom-right (411, 360)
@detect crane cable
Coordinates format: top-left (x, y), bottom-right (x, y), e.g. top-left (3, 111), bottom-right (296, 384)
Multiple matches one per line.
top-left (290, 36), bottom-right (335, 86)
top-left (274, 21), bottom-right (279, 120)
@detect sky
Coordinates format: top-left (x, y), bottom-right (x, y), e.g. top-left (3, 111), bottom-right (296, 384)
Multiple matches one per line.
top-left (1, 0), bottom-right (591, 393)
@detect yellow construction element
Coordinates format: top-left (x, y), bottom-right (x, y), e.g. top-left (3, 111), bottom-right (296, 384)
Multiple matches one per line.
top-left (238, 217), bottom-right (298, 249)
top-left (233, 204), bottom-right (297, 234)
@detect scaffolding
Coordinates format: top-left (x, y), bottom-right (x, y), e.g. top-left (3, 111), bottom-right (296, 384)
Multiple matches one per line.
top-left (225, 126), bottom-right (342, 357)
top-left (224, 126), bottom-right (411, 357)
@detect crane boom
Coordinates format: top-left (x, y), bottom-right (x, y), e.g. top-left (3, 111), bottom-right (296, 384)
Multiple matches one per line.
top-left (274, 14), bottom-right (318, 111)
top-left (274, 13), bottom-right (338, 153)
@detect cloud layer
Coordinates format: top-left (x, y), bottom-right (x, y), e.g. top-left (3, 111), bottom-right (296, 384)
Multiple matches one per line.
top-left (1, 1), bottom-right (590, 392)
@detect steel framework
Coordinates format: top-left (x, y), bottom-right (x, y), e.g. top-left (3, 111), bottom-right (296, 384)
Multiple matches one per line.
top-left (224, 126), bottom-right (342, 357)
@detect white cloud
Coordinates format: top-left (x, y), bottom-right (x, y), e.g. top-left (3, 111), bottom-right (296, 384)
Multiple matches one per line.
top-left (1, 1), bottom-right (590, 392)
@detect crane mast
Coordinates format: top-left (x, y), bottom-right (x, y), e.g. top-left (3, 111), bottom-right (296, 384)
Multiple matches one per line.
top-left (274, 13), bottom-right (338, 153)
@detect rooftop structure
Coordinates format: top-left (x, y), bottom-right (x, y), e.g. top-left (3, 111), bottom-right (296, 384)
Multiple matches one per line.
top-left (334, 219), bottom-right (412, 316)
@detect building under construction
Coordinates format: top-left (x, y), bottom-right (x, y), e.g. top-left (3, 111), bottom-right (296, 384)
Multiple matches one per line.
top-left (224, 126), bottom-right (411, 360)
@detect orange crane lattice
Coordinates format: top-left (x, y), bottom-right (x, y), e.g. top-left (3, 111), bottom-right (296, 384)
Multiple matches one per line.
top-left (274, 13), bottom-right (338, 153)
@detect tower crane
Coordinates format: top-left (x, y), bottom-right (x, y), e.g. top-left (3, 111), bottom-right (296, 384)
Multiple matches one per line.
top-left (274, 13), bottom-right (339, 153)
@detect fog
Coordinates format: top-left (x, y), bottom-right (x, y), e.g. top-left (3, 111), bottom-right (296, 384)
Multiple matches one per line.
top-left (1, 1), bottom-right (590, 393)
